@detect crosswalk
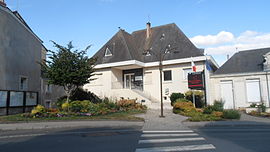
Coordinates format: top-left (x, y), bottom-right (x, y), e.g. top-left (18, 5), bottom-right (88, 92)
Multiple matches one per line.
top-left (135, 130), bottom-right (215, 152)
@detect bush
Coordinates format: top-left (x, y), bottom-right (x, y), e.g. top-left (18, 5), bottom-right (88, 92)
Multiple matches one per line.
top-left (188, 113), bottom-right (222, 121)
top-left (117, 99), bottom-right (136, 108)
top-left (257, 103), bottom-right (266, 112)
top-left (56, 96), bottom-right (68, 109)
top-left (185, 91), bottom-right (205, 108)
top-left (174, 98), bottom-right (191, 104)
top-left (70, 88), bottom-right (102, 104)
top-left (173, 101), bottom-right (196, 113)
top-left (222, 110), bottom-right (241, 119)
top-left (61, 102), bottom-right (69, 112)
top-left (212, 111), bottom-right (223, 117)
top-left (203, 100), bottom-right (224, 114)
top-left (69, 100), bottom-right (92, 113)
top-left (31, 105), bottom-right (45, 115)
top-left (250, 103), bottom-right (257, 108)
top-left (170, 93), bottom-right (185, 106)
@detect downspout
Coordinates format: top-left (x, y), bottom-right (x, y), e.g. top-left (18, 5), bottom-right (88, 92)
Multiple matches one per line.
top-left (266, 71), bottom-right (270, 106)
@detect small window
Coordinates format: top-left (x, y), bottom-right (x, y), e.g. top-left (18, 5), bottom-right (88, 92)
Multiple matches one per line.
top-left (105, 47), bottom-right (112, 57)
top-left (19, 76), bottom-right (28, 91)
top-left (183, 68), bottom-right (192, 80)
top-left (45, 100), bottom-right (51, 108)
top-left (163, 70), bottom-right (172, 81)
top-left (46, 84), bottom-right (52, 93)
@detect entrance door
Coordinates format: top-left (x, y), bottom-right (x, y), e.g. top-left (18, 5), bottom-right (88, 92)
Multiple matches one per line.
top-left (220, 81), bottom-right (234, 109)
top-left (124, 74), bottom-right (135, 89)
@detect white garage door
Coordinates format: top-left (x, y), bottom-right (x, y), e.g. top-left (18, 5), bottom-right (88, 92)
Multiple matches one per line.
top-left (246, 79), bottom-right (261, 102)
top-left (220, 81), bottom-right (234, 109)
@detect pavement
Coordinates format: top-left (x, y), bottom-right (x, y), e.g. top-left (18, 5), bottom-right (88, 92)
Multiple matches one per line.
top-left (1, 109), bottom-right (270, 131)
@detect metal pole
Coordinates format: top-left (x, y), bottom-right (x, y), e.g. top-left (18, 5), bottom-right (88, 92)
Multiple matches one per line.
top-left (159, 60), bottom-right (164, 117)
top-left (192, 90), bottom-right (195, 108)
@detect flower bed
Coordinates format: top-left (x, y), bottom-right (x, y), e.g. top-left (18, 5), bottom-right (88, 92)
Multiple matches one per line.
top-left (173, 100), bottom-right (241, 121)
top-left (21, 99), bottom-right (147, 119)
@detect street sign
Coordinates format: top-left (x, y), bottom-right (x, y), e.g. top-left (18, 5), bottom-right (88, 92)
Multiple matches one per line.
top-left (188, 72), bottom-right (205, 90)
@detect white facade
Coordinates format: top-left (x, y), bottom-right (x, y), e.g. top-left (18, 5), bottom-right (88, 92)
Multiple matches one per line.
top-left (84, 56), bottom-right (216, 109)
top-left (209, 72), bottom-right (270, 109)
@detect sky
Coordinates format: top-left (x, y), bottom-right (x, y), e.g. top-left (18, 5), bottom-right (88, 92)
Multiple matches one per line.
top-left (5, 0), bottom-right (270, 66)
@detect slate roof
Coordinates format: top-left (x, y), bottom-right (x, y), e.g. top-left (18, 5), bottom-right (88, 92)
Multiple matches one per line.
top-left (93, 23), bottom-right (204, 64)
top-left (214, 48), bottom-right (270, 75)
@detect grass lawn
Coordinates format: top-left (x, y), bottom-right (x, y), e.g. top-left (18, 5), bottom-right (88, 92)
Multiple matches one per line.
top-left (0, 110), bottom-right (145, 123)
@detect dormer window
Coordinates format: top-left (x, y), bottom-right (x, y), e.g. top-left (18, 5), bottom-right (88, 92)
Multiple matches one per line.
top-left (105, 47), bottom-right (112, 57)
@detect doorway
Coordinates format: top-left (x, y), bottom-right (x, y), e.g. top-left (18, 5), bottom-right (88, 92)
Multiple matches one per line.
top-left (220, 80), bottom-right (235, 109)
top-left (124, 74), bottom-right (135, 89)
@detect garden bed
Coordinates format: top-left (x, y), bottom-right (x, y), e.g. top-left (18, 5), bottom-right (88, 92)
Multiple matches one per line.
top-left (0, 99), bottom-right (147, 123)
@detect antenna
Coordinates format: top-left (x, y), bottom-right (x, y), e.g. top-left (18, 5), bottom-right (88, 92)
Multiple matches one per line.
top-left (147, 14), bottom-right (151, 23)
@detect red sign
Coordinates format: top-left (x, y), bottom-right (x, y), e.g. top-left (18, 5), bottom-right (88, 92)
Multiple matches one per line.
top-left (188, 72), bottom-right (204, 90)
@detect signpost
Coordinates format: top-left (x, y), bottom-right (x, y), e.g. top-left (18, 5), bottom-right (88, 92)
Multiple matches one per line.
top-left (188, 72), bottom-right (205, 107)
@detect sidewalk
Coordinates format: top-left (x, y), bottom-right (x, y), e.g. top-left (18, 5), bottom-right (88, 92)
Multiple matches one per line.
top-left (0, 120), bottom-right (144, 131)
top-left (136, 109), bottom-right (190, 130)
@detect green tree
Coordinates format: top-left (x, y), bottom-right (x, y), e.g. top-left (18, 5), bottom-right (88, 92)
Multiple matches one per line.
top-left (42, 41), bottom-right (96, 102)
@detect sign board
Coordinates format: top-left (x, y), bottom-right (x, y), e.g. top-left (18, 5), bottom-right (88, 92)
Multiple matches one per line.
top-left (188, 72), bottom-right (205, 90)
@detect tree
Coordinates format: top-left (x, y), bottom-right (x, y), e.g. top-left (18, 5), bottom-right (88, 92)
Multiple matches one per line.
top-left (42, 41), bottom-right (96, 102)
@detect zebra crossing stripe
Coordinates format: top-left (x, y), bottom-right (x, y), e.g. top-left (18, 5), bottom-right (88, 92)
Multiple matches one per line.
top-left (142, 130), bottom-right (193, 133)
top-left (135, 144), bottom-right (215, 152)
top-left (138, 137), bottom-right (205, 144)
top-left (141, 133), bottom-right (199, 137)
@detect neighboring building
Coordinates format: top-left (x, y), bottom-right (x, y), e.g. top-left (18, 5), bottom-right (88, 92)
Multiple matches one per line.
top-left (84, 23), bottom-right (218, 108)
top-left (209, 48), bottom-right (270, 109)
top-left (0, 1), bottom-right (64, 115)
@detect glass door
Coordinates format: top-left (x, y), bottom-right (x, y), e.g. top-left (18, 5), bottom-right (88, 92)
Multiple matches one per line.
top-left (124, 74), bottom-right (134, 89)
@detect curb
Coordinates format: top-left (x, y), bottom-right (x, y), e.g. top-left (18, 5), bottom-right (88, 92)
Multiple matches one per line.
top-left (0, 120), bottom-right (144, 131)
top-left (182, 121), bottom-right (270, 128)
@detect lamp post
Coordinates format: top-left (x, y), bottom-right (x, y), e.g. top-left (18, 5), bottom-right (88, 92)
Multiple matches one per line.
top-left (143, 34), bottom-right (177, 117)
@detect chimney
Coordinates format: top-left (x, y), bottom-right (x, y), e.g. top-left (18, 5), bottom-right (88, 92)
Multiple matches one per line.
top-left (0, 0), bottom-right (6, 7)
top-left (146, 22), bottom-right (151, 39)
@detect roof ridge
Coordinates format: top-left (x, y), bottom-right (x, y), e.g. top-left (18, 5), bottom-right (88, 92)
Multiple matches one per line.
top-left (131, 23), bottom-right (176, 35)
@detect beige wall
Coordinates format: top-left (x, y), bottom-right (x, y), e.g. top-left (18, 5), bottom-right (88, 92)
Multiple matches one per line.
top-left (84, 61), bottom-right (208, 104)
top-left (209, 73), bottom-right (270, 108)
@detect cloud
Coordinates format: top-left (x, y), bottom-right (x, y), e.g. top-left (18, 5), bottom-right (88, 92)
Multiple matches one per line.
top-left (190, 30), bottom-right (270, 55)
top-left (190, 31), bottom-right (234, 46)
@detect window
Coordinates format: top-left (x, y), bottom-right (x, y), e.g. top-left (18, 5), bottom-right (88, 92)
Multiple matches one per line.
top-left (45, 100), bottom-right (51, 108)
top-left (183, 68), bottom-right (192, 80)
top-left (246, 79), bottom-right (261, 102)
top-left (163, 70), bottom-right (172, 81)
top-left (105, 47), bottom-right (112, 57)
top-left (19, 76), bottom-right (28, 91)
top-left (46, 84), bottom-right (52, 93)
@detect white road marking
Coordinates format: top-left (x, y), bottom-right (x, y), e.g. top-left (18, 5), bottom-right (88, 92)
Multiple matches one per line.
top-left (135, 144), bottom-right (215, 152)
top-left (141, 133), bottom-right (199, 137)
top-left (142, 130), bottom-right (193, 133)
top-left (0, 133), bottom-right (45, 139)
top-left (138, 137), bottom-right (205, 144)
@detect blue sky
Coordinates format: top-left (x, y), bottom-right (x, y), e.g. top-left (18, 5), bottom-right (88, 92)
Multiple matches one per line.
top-left (5, 0), bottom-right (270, 65)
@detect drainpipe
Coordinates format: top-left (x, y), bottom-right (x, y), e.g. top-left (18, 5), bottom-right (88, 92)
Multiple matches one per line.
top-left (266, 71), bottom-right (270, 106)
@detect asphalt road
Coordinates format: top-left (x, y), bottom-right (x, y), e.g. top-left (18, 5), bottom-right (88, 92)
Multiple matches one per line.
top-left (193, 125), bottom-right (270, 152)
top-left (1, 125), bottom-right (270, 152)
top-left (0, 127), bottom-right (142, 152)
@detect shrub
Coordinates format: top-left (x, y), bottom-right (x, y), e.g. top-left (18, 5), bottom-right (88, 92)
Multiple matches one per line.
top-left (188, 113), bottom-right (222, 121)
top-left (69, 100), bottom-right (92, 113)
top-left (56, 96), bottom-right (68, 109)
top-left (61, 102), bottom-right (69, 112)
top-left (185, 91), bottom-right (205, 108)
top-left (250, 103), bottom-right (257, 108)
top-left (117, 99), bottom-right (136, 108)
top-left (212, 111), bottom-right (223, 117)
top-left (170, 93), bottom-right (185, 106)
top-left (212, 100), bottom-right (224, 112)
top-left (257, 103), bottom-right (266, 112)
top-left (31, 105), bottom-right (45, 115)
top-left (173, 101), bottom-right (196, 113)
top-left (203, 100), bottom-right (224, 114)
top-left (174, 98), bottom-right (191, 104)
top-left (70, 88), bottom-right (102, 104)
top-left (222, 110), bottom-right (241, 119)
